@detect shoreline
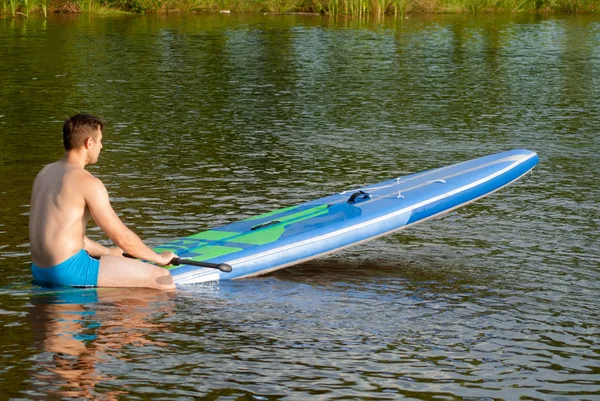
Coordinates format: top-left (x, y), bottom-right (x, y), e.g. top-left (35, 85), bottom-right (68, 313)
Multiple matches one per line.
top-left (2, 0), bottom-right (598, 18)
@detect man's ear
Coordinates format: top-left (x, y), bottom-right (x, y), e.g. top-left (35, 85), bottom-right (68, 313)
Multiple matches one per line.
top-left (84, 137), bottom-right (93, 149)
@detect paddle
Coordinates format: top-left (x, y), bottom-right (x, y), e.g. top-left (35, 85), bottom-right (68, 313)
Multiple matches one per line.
top-left (123, 253), bottom-right (232, 273)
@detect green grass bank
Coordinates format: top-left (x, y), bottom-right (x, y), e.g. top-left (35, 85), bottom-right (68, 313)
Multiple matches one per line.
top-left (1, 0), bottom-right (598, 19)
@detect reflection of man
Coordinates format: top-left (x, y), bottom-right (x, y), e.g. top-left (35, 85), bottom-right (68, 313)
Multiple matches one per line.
top-left (29, 114), bottom-right (175, 289)
top-left (28, 288), bottom-right (173, 399)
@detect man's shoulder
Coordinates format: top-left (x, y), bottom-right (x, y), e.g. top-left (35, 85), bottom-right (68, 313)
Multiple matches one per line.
top-left (35, 161), bottom-right (58, 178)
top-left (33, 161), bottom-right (66, 186)
top-left (67, 168), bottom-right (103, 188)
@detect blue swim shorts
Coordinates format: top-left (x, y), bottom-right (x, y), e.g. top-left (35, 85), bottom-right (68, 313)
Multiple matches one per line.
top-left (31, 249), bottom-right (100, 288)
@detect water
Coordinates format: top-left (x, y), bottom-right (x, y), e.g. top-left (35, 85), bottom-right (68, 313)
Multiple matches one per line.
top-left (1, 13), bottom-right (599, 399)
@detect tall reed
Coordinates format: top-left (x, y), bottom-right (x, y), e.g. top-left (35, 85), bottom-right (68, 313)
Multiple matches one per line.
top-left (1, 0), bottom-right (597, 17)
top-left (79, 0), bottom-right (90, 12)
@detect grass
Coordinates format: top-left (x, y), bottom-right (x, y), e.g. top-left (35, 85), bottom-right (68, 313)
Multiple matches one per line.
top-left (1, 0), bottom-right (598, 17)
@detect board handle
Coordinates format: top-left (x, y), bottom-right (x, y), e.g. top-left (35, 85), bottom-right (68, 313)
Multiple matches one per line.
top-left (251, 220), bottom-right (281, 230)
top-left (347, 190), bottom-right (371, 204)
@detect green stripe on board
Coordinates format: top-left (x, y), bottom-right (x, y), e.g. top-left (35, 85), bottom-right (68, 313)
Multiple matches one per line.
top-left (233, 225), bottom-right (286, 245)
top-left (186, 245), bottom-right (243, 260)
top-left (276, 204), bottom-right (328, 224)
top-left (181, 239), bottom-right (204, 246)
top-left (154, 247), bottom-right (181, 254)
top-left (233, 204), bottom-right (330, 246)
top-left (189, 230), bottom-right (239, 241)
top-left (155, 240), bottom-right (205, 250)
top-left (155, 204), bottom-right (330, 257)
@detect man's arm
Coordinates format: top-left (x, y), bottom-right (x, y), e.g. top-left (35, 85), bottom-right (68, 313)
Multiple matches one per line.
top-left (83, 236), bottom-right (122, 258)
top-left (83, 175), bottom-right (174, 265)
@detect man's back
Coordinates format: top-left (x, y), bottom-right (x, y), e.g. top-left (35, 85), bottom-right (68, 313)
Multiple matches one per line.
top-left (29, 161), bottom-right (90, 267)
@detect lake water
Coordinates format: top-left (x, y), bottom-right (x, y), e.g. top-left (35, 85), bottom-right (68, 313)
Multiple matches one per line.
top-left (1, 13), bottom-right (599, 399)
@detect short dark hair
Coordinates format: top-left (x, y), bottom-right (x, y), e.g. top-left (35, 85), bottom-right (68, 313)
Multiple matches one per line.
top-left (63, 114), bottom-right (104, 151)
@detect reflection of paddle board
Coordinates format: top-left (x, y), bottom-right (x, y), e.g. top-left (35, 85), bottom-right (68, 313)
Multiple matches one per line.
top-left (157, 149), bottom-right (539, 285)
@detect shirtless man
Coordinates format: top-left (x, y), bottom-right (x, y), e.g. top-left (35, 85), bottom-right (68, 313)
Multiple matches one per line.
top-left (29, 114), bottom-right (176, 290)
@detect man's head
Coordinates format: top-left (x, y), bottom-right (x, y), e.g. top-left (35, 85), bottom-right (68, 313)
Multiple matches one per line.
top-left (63, 114), bottom-right (104, 151)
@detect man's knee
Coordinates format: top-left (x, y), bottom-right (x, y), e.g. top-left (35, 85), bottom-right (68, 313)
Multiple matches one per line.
top-left (154, 270), bottom-right (175, 289)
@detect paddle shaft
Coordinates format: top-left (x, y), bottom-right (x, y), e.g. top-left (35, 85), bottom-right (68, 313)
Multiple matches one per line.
top-left (122, 253), bottom-right (232, 273)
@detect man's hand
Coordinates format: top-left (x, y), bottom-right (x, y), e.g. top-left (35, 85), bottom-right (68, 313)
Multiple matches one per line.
top-left (155, 251), bottom-right (177, 266)
top-left (108, 246), bottom-right (123, 257)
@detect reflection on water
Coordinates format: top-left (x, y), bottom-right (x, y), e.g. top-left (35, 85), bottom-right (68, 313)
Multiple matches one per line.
top-left (27, 288), bottom-right (174, 400)
top-left (1, 255), bottom-right (598, 399)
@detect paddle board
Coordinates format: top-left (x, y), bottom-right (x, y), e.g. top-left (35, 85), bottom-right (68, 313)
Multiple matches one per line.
top-left (155, 149), bottom-right (538, 284)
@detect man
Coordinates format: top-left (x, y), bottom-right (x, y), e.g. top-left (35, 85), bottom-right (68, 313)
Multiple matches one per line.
top-left (29, 114), bottom-right (176, 290)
